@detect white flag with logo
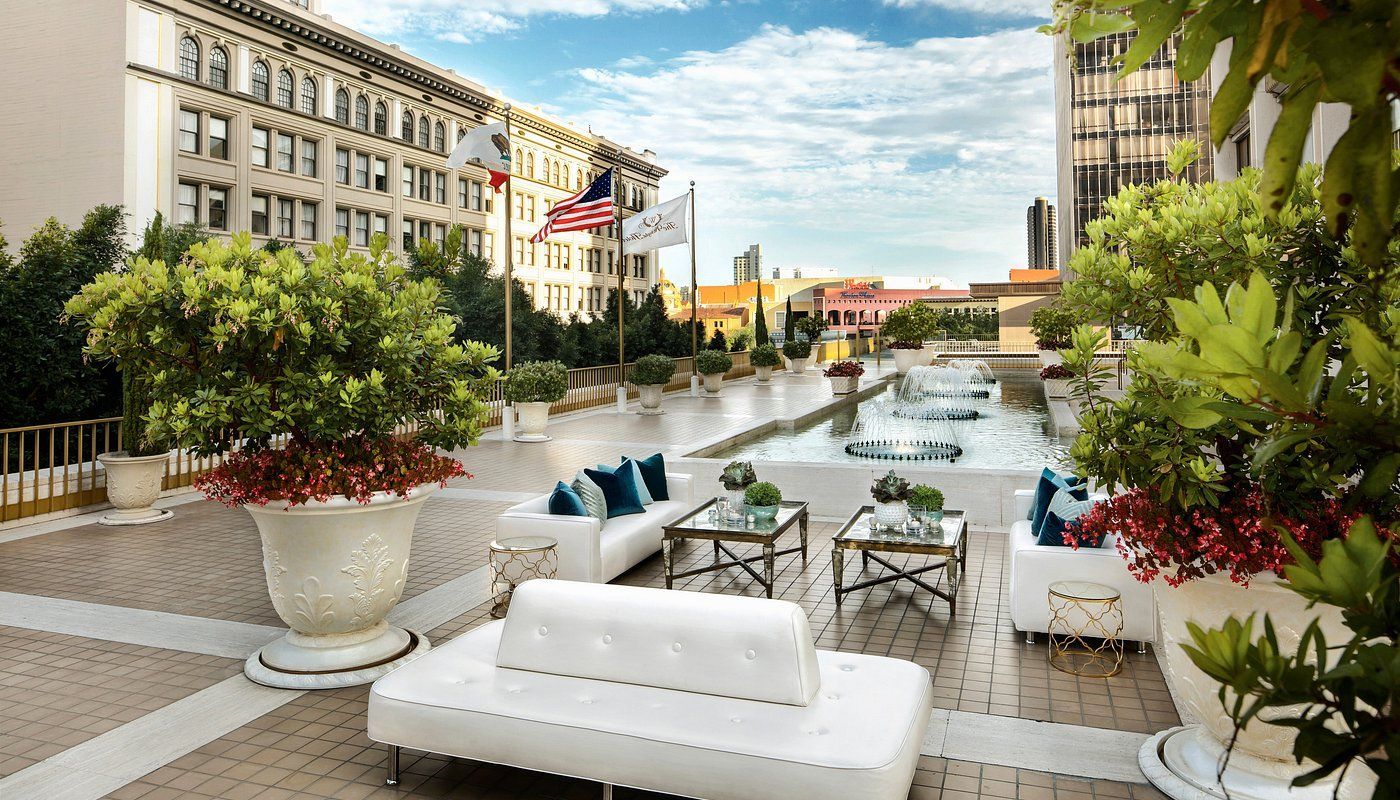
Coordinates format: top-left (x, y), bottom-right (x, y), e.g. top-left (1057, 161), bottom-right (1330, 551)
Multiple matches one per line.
top-left (622, 193), bottom-right (690, 252)
top-left (446, 121), bottom-right (510, 189)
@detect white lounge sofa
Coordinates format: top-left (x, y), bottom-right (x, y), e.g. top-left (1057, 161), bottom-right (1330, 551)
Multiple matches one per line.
top-left (496, 472), bottom-right (694, 583)
top-left (368, 580), bottom-right (933, 800)
top-left (1009, 488), bottom-right (1156, 647)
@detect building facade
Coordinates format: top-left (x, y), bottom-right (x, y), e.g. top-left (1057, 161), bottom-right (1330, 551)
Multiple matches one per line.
top-left (1025, 196), bottom-right (1057, 271)
top-left (771, 265), bottom-right (837, 280)
top-left (0, 0), bottom-right (666, 318)
top-left (732, 243), bottom-right (762, 284)
top-left (1053, 31), bottom-right (1212, 267)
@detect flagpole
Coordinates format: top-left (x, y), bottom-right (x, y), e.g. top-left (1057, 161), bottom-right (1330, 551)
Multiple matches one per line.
top-left (689, 181), bottom-right (697, 367)
top-left (502, 104), bottom-right (514, 371)
top-left (614, 163), bottom-right (627, 413)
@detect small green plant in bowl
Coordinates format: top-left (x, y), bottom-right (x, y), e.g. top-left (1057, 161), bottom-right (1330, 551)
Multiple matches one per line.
top-left (751, 344), bottom-right (781, 368)
top-left (909, 484), bottom-right (945, 522)
top-left (744, 481), bottom-right (783, 521)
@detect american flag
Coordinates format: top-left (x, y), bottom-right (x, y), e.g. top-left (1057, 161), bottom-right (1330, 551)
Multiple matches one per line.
top-left (530, 167), bottom-right (615, 243)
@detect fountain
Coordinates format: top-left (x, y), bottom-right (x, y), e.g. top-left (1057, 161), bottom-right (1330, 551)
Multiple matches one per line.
top-left (894, 364), bottom-right (992, 401)
top-left (843, 402), bottom-right (963, 461)
top-left (946, 359), bottom-right (997, 385)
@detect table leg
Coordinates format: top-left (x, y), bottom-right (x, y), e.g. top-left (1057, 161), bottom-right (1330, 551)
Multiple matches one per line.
top-left (763, 544), bottom-right (775, 598)
top-left (713, 539), bottom-right (721, 563)
top-left (663, 539), bottom-right (674, 590)
top-left (861, 550), bottom-right (869, 570)
top-left (799, 512), bottom-right (809, 561)
top-left (832, 548), bottom-right (844, 607)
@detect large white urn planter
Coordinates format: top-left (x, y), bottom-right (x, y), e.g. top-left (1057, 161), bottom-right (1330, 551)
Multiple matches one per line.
top-left (891, 347), bottom-right (932, 374)
top-left (244, 486), bottom-right (437, 689)
top-left (701, 372), bottom-right (724, 395)
top-left (97, 451), bottom-right (173, 526)
top-left (809, 343), bottom-right (822, 364)
top-left (513, 401), bottom-right (552, 442)
top-left (788, 357), bottom-right (810, 373)
top-left (755, 365), bottom-right (774, 383)
top-left (636, 383), bottom-right (665, 415)
top-left (1143, 573), bottom-right (1376, 800)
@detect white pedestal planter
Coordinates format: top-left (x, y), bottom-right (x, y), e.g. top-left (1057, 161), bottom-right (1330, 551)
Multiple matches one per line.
top-left (788, 357), bottom-right (810, 373)
top-left (829, 376), bottom-right (859, 395)
top-left (513, 401), bottom-right (552, 442)
top-left (1043, 378), bottom-right (1070, 398)
top-left (754, 365), bottom-right (774, 383)
top-left (243, 486), bottom-right (437, 689)
top-left (891, 348), bottom-right (931, 374)
top-left (1142, 573), bottom-right (1376, 800)
top-left (701, 372), bottom-right (724, 395)
top-left (636, 384), bottom-right (665, 415)
top-left (97, 451), bottom-right (173, 526)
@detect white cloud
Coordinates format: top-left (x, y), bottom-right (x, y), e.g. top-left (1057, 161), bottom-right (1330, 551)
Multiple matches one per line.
top-left (564, 25), bottom-right (1056, 283)
top-left (882, 0), bottom-right (1051, 18)
top-left (322, 0), bottom-right (705, 43)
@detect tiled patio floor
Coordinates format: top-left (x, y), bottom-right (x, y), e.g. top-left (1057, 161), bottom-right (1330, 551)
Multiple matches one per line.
top-left (0, 369), bottom-right (1175, 799)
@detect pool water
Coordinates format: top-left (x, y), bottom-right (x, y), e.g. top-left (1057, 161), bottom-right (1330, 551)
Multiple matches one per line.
top-left (709, 370), bottom-right (1073, 471)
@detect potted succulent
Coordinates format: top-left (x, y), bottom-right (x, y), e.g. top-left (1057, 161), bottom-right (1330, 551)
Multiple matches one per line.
top-left (1038, 363), bottom-right (1074, 399)
top-left (504, 360), bottom-right (568, 441)
top-left (719, 460), bottom-right (757, 516)
top-left (750, 343), bottom-right (781, 382)
top-left (782, 339), bottom-right (811, 373)
top-left (631, 354), bottom-right (676, 415)
top-left (94, 371), bottom-right (174, 526)
top-left (822, 360), bottom-right (864, 395)
top-left (870, 470), bottom-right (911, 529)
top-left (1028, 305), bottom-right (1075, 365)
top-left (881, 303), bottom-right (938, 373)
top-left (908, 484), bottom-right (945, 523)
top-left (743, 481), bottom-right (782, 522)
top-left (795, 315), bottom-right (827, 363)
top-left (695, 348), bottom-right (732, 395)
top-left (65, 234), bottom-right (498, 689)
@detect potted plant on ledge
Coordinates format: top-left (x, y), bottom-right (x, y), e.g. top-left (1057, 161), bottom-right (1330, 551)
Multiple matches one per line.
top-left (796, 315), bottom-right (828, 363)
top-left (750, 343), bottom-right (781, 382)
top-left (505, 360), bottom-right (567, 442)
top-left (744, 481), bottom-right (782, 522)
top-left (630, 354), bottom-right (675, 415)
top-left (695, 348), bottom-right (732, 395)
top-left (782, 339), bottom-right (811, 373)
top-left (66, 234), bottom-right (499, 689)
top-left (871, 470), bottom-right (911, 529)
top-left (94, 371), bottom-right (174, 526)
top-left (881, 303), bottom-right (938, 373)
top-left (823, 360), bottom-right (864, 395)
top-left (1038, 363), bottom-right (1073, 399)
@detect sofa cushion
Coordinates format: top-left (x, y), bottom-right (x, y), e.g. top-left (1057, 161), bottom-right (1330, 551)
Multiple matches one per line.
top-left (595, 460), bottom-right (654, 505)
top-left (570, 471), bottom-right (608, 525)
top-left (1036, 489), bottom-right (1098, 547)
top-left (633, 453), bottom-right (669, 501)
top-left (548, 481), bottom-right (588, 517)
top-left (584, 467), bottom-right (646, 519)
top-left (1029, 468), bottom-right (1086, 534)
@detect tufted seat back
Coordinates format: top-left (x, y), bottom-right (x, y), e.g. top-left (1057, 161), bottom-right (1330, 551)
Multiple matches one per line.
top-left (496, 580), bottom-right (822, 706)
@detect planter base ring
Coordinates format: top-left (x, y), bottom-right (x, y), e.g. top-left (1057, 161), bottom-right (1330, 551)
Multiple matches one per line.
top-left (98, 508), bottom-right (174, 526)
top-left (512, 434), bottom-right (553, 443)
top-left (1141, 726), bottom-right (1344, 800)
top-left (637, 409), bottom-right (665, 416)
top-left (245, 629), bottom-right (431, 690)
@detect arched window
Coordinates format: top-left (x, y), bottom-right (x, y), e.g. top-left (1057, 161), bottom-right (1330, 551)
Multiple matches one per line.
top-left (275, 69), bottom-right (293, 108)
top-left (828, 311), bottom-right (840, 327)
top-left (575, 169), bottom-right (582, 189)
top-left (552, 161), bottom-right (560, 185)
top-left (334, 88), bottom-right (349, 124)
top-left (513, 148), bottom-right (522, 175)
top-left (401, 111), bottom-right (413, 140)
top-left (300, 77), bottom-right (317, 115)
top-left (208, 46), bottom-right (228, 89)
top-left (433, 121), bottom-right (445, 152)
top-left (178, 36), bottom-right (200, 81)
top-left (526, 152), bottom-right (534, 179)
top-left (417, 115), bottom-right (429, 148)
top-left (354, 95), bottom-right (368, 129)
top-left (373, 101), bottom-right (387, 135)
top-left (844, 310), bottom-right (856, 326)
top-left (251, 60), bottom-right (269, 101)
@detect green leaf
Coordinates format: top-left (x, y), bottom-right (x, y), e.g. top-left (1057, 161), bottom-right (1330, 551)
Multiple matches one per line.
top-left (1118, 0), bottom-right (1191, 74)
top-left (1346, 318), bottom-right (1397, 389)
top-left (1165, 396), bottom-right (1225, 429)
top-left (1259, 80), bottom-right (1322, 217)
top-left (1252, 431), bottom-right (1313, 471)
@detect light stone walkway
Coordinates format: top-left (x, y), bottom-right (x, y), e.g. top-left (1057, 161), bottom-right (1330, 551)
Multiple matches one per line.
top-left (0, 366), bottom-right (1171, 800)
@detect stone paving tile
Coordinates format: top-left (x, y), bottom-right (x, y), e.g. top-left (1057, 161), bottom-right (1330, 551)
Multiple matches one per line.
top-left (0, 626), bottom-right (241, 778)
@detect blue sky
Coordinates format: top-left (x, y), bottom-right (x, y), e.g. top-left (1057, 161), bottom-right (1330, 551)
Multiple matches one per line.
top-left (322, 0), bottom-right (1056, 286)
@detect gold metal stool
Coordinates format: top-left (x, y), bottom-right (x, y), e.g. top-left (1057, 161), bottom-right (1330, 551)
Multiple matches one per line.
top-left (489, 536), bottom-right (558, 618)
top-left (1047, 580), bottom-right (1124, 678)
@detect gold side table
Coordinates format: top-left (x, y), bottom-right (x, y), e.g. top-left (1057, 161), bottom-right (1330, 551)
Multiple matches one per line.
top-left (489, 536), bottom-right (558, 618)
top-left (1047, 580), bottom-right (1124, 678)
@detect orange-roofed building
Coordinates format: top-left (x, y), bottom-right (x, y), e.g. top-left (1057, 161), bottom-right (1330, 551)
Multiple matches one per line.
top-left (1009, 269), bottom-right (1061, 283)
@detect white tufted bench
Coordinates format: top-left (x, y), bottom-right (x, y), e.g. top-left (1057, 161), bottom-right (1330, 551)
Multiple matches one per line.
top-left (368, 580), bottom-right (933, 800)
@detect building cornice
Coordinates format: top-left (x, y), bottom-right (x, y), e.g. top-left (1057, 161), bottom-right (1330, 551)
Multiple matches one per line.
top-left (205, 0), bottom-right (667, 179)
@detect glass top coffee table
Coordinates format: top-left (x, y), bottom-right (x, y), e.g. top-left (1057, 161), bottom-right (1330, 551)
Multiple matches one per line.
top-left (661, 499), bottom-right (809, 598)
top-left (831, 508), bottom-right (967, 613)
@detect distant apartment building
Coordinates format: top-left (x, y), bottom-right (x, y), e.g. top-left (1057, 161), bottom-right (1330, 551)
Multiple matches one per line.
top-left (732, 244), bottom-right (762, 284)
top-left (1026, 197), bottom-right (1057, 271)
top-left (0, 0), bottom-right (666, 319)
top-left (771, 265), bottom-right (837, 280)
top-left (1053, 31), bottom-right (1213, 267)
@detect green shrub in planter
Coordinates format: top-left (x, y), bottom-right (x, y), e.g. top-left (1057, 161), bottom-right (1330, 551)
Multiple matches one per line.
top-left (744, 481), bottom-right (782, 507)
top-left (504, 360), bottom-right (568, 404)
top-left (631, 354), bottom-right (676, 386)
top-left (695, 349), bottom-right (733, 375)
top-left (909, 484), bottom-right (944, 511)
top-left (782, 340), bottom-right (810, 359)
top-left (881, 303), bottom-right (938, 347)
top-left (751, 343), bottom-right (781, 368)
top-left (1028, 305), bottom-right (1077, 350)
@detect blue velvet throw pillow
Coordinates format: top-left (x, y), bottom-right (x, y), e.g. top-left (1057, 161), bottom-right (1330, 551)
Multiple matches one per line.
top-left (1029, 468), bottom-right (1087, 535)
top-left (1036, 488), bottom-right (1102, 547)
top-left (633, 453), bottom-right (669, 501)
top-left (547, 481), bottom-right (588, 517)
top-left (594, 460), bottom-right (653, 505)
top-left (583, 467), bottom-right (646, 519)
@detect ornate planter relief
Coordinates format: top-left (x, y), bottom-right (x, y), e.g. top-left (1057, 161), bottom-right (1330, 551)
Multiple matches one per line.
top-left (702, 373), bottom-right (723, 395)
top-left (514, 401), bottom-right (552, 442)
top-left (637, 384), bottom-right (665, 415)
top-left (97, 451), bottom-right (173, 526)
top-left (755, 365), bottom-right (774, 382)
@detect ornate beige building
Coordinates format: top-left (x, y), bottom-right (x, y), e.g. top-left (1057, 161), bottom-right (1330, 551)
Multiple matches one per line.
top-left (0, 0), bottom-right (667, 317)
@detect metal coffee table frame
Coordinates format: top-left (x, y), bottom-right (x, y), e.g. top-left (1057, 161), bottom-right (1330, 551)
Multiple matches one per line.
top-left (661, 498), bottom-right (809, 598)
top-left (832, 507), bottom-right (967, 613)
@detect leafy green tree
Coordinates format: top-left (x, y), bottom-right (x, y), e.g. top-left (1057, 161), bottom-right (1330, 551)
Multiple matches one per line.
top-left (754, 291), bottom-right (769, 344)
top-left (707, 328), bottom-right (728, 352)
top-left (784, 296), bottom-right (796, 342)
top-left (931, 310), bottom-right (997, 338)
top-left (136, 211), bottom-right (212, 267)
top-left (728, 328), bottom-right (753, 353)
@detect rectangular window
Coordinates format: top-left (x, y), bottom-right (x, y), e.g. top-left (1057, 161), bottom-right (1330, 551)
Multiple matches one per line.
top-left (374, 158), bottom-right (388, 192)
top-left (470, 180), bottom-right (483, 211)
top-left (276, 198), bottom-right (293, 237)
top-left (335, 208), bottom-right (350, 240)
top-left (207, 187), bottom-right (227, 230)
top-left (275, 133), bottom-right (293, 172)
top-left (354, 153), bottom-right (369, 188)
top-left (401, 219), bottom-right (413, 251)
top-left (418, 220), bottom-right (431, 242)
top-left (418, 169), bottom-right (430, 201)
top-left (513, 193), bottom-right (524, 220)
top-left (300, 139), bottom-right (317, 177)
top-left (402, 166), bottom-right (413, 197)
top-left (354, 211), bottom-right (369, 247)
top-left (177, 182), bottom-right (198, 224)
top-left (178, 110), bottom-right (200, 154)
top-left (335, 148), bottom-right (350, 184)
top-left (482, 232), bottom-right (493, 260)
top-left (457, 178), bottom-right (468, 209)
top-left (300, 202), bottom-right (316, 240)
top-left (526, 195), bottom-right (536, 222)
top-left (468, 228), bottom-right (482, 256)
top-left (434, 172), bottom-right (446, 204)
top-left (208, 116), bottom-right (228, 160)
top-left (252, 127), bottom-right (268, 167)
top-left (373, 214), bottom-right (387, 237)
top-left (251, 195), bottom-right (269, 235)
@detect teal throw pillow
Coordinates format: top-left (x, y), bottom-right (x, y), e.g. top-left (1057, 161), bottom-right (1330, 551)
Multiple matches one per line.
top-left (583, 466), bottom-right (646, 519)
top-left (1036, 488), bottom-right (1101, 547)
top-left (1030, 468), bottom-right (1086, 535)
top-left (632, 453), bottom-right (669, 501)
top-left (595, 460), bottom-right (653, 505)
top-left (547, 481), bottom-right (587, 517)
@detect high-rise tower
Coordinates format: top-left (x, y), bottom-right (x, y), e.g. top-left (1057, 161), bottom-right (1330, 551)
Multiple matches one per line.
top-left (1026, 197), bottom-right (1058, 271)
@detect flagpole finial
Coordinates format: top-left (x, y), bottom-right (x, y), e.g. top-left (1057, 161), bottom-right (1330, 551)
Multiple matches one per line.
top-left (690, 180), bottom-right (695, 188)
top-left (503, 102), bottom-right (511, 112)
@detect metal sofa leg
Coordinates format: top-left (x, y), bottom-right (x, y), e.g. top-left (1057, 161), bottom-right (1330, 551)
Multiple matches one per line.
top-left (1138, 641), bottom-right (1147, 654)
top-left (1024, 631), bottom-right (1035, 644)
top-left (386, 744), bottom-right (400, 786)
top-left (602, 783), bottom-right (614, 799)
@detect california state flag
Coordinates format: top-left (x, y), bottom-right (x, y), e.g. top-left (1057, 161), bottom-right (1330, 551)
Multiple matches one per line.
top-left (446, 122), bottom-right (510, 190)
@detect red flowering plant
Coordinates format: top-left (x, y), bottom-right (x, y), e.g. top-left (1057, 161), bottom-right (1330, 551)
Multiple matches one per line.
top-left (1038, 363), bottom-right (1074, 380)
top-left (823, 360), bottom-right (865, 378)
top-left (66, 233), bottom-right (501, 507)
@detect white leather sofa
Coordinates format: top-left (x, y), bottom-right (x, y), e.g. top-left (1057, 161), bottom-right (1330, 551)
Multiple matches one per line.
top-left (368, 580), bottom-right (933, 800)
top-left (1009, 488), bottom-right (1156, 647)
top-left (496, 473), bottom-right (694, 583)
